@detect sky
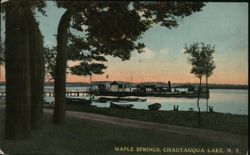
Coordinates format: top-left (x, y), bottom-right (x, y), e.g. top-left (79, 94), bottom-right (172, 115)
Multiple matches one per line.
top-left (0, 2), bottom-right (248, 85)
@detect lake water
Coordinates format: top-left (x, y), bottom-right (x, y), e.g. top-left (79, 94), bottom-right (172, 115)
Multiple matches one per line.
top-left (43, 88), bottom-right (248, 115)
top-left (0, 86), bottom-right (247, 115)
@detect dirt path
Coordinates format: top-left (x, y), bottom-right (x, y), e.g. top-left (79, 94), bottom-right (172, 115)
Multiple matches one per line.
top-left (44, 109), bottom-right (247, 145)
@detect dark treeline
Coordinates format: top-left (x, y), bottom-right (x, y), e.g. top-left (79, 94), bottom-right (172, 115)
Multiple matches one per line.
top-left (25, 82), bottom-right (250, 89)
top-left (0, 81), bottom-right (247, 89)
top-left (205, 84), bottom-right (248, 89)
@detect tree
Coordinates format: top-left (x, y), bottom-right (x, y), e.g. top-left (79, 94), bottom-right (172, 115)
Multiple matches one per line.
top-left (184, 42), bottom-right (206, 127)
top-left (5, 2), bottom-right (32, 139)
top-left (201, 43), bottom-right (216, 112)
top-left (44, 35), bottom-right (108, 81)
top-left (68, 34), bottom-right (107, 90)
top-left (3, 0), bottom-right (46, 139)
top-left (184, 42), bottom-right (216, 126)
top-left (28, 10), bottom-right (45, 129)
top-left (52, 1), bottom-right (205, 125)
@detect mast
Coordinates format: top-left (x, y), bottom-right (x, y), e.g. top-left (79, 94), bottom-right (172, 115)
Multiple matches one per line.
top-left (89, 75), bottom-right (92, 101)
top-left (130, 73), bottom-right (132, 92)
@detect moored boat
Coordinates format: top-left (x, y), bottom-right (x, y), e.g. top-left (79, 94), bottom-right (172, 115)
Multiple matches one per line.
top-left (110, 102), bottom-right (134, 109)
top-left (66, 98), bottom-right (91, 105)
top-left (148, 103), bottom-right (161, 110)
top-left (98, 97), bottom-right (146, 102)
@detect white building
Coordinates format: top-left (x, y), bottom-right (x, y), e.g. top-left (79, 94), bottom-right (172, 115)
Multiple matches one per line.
top-left (110, 81), bottom-right (126, 92)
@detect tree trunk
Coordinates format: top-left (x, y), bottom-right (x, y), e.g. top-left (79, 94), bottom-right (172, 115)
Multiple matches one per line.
top-left (89, 75), bottom-right (92, 101)
top-left (28, 9), bottom-right (45, 129)
top-left (5, 4), bottom-right (31, 139)
top-left (197, 77), bottom-right (202, 128)
top-left (206, 76), bottom-right (209, 112)
top-left (0, 66), bottom-right (1, 82)
top-left (53, 9), bottom-right (73, 125)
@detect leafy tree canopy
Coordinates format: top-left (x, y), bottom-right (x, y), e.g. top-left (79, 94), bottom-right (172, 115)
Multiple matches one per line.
top-left (1, 0), bottom-right (46, 15)
top-left (200, 42), bottom-right (216, 77)
top-left (184, 42), bottom-right (216, 78)
top-left (54, 1), bottom-right (205, 77)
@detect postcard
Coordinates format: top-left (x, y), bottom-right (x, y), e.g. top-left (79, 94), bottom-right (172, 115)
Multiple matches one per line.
top-left (0, 1), bottom-right (248, 155)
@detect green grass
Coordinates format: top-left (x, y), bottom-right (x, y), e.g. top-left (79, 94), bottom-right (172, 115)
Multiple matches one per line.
top-left (0, 108), bottom-right (248, 155)
top-left (62, 104), bottom-right (248, 135)
top-left (0, 99), bottom-right (5, 106)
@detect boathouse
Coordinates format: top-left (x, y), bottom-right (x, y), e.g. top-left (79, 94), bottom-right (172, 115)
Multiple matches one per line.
top-left (93, 82), bottom-right (110, 92)
top-left (110, 81), bottom-right (126, 92)
top-left (136, 85), bottom-right (155, 92)
top-left (175, 85), bottom-right (196, 92)
top-left (136, 84), bottom-right (171, 92)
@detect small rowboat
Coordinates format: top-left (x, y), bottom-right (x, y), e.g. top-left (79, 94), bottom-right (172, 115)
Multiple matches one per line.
top-left (98, 97), bottom-right (146, 102)
top-left (66, 98), bottom-right (91, 105)
top-left (110, 102), bottom-right (134, 109)
top-left (148, 103), bottom-right (161, 110)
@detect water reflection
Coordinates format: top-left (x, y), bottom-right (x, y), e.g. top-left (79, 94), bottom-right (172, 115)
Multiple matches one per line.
top-left (1, 85), bottom-right (246, 115)
top-left (91, 89), bottom-right (248, 115)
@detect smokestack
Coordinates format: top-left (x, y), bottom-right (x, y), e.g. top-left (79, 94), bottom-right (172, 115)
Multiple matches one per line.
top-left (168, 81), bottom-right (172, 92)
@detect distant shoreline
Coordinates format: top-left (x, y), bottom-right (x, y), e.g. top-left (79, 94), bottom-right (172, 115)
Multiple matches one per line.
top-left (0, 82), bottom-right (248, 90)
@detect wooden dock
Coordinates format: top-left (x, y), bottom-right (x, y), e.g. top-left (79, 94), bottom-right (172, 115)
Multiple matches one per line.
top-left (44, 91), bottom-right (90, 97)
top-left (0, 91), bottom-right (90, 97)
top-left (94, 91), bottom-right (209, 98)
top-left (0, 90), bottom-right (209, 98)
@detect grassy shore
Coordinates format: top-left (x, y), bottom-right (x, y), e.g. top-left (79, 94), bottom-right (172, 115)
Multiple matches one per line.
top-left (0, 108), bottom-right (248, 155)
top-left (0, 100), bottom-right (248, 154)
top-left (60, 104), bottom-right (248, 135)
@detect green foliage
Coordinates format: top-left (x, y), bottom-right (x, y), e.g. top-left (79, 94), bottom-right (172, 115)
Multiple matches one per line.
top-left (184, 42), bottom-right (216, 79)
top-left (44, 47), bottom-right (56, 80)
top-left (200, 43), bottom-right (216, 78)
top-left (44, 43), bottom-right (107, 79)
top-left (69, 2), bottom-right (148, 61)
top-left (0, 40), bottom-right (4, 65)
top-left (58, 2), bottom-right (205, 77)
top-left (69, 2), bottom-right (205, 60)
top-left (133, 2), bottom-right (205, 28)
top-left (184, 42), bottom-right (205, 78)
top-left (1, 0), bottom-right (46, 15)
top-left (70, 62), bottom-right (106, 76)
top-left (68, 34), bottom-right (107, 76)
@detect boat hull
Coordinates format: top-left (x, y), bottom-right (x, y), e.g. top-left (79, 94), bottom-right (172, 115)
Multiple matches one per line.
top-left (110, 102), bottom-right (134, 109)
top-left (148, 103), bottom-right (161, 110)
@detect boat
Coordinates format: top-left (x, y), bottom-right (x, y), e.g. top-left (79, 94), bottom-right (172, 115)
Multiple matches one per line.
top-left (66, 98), bottom-right (91, 105)
top-left (148, 103), bottom-right (161, 110)
top-left (110, 102), bottom-right (134, 109)
top-left (95, 97), bottom-right (107, 103)
top-left (137, 98), bottom-right (147, 102)
top-left (98, 97), bottom-right (146, 102)
top-left (98, 97), bottom-right (120, 102)
top-left (119, 97), bottom-right (147, 102)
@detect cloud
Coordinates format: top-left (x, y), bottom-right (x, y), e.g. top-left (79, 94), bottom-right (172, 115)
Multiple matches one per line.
top-left (180, 48), bottom-right (186, 54)
top-left (159, 48), bottom-right (170, 55)
top-left (140, 47), bottom-right (155, 59)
